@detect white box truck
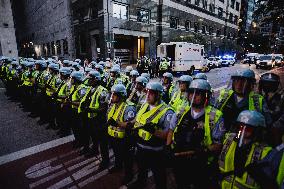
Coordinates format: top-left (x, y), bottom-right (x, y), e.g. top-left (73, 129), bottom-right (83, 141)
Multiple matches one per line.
top-left (157, 42), bottom-right (206, 72)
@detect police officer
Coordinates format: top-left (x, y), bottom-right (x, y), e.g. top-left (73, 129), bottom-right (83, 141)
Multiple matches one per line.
top-left (194, 72), bottom-right (208, 80)
top-left (159, 57), bottom-right (169, 77)
top-left (95, 64), bottom-right (107, 87)
top-left (214, 69), bottom-right (271, 132)
top-left (259, 73), bottom-right (284, 147)
top-left (107, 84), bottom-right (136, 185)
top-left (167, 79), bottom-right (225, 188)
top-left (20, 62), bottom-right (35, 109)
top-left (169, 75), bottom-right (192, 112)
top-left (218, 110), bottom-right (277, 189)
top-left (54, 67), bottom-right (73, 135)
top-left (28, 60), bottom-right (47, 117)
top-left (6, 61), bottom-right (19, 96)
top-left (69, 71), bottom-right (91, 149)
top-left (140, 72), bottom-right (150, 82)
top-left (125, 66), bottom-right (133, 77)
top-left (127, 76), bottom-right (148, 110)
top-left (45, 63), bottom-right (62, 129)
top-left (82, 71), bottom-right (110, 170)
top-left (106, 66), bottom-right (121, 90)
top-left (127, 70), bottom-right (139, 94)
top-left (131, 82), bottom-right (174, 189)
top-left (162, 72), bottom-right (175, 104)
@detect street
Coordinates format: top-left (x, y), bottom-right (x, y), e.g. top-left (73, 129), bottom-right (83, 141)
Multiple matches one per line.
top-left (0, 63), bottom-right (283, 189)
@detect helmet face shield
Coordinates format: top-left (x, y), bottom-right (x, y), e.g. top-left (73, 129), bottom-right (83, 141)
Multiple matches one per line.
top-left (236, 124), bottom-right (254, 148)
top-left (260, 80), bottom-right (279, 93)
top-left (188, 89), bottom-right (208, 108)
top-left (232, 77), bottom-right (251, 95)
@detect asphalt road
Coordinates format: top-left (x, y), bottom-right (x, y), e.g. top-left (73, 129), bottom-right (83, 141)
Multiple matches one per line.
top-left (0, 83), bottom-right (59, 156)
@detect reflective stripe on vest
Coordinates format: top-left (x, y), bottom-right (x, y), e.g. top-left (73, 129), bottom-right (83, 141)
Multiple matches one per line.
top-left (277, 153), bottom-right (284, 187)
top-left (71, 84), bottom-right (91, 110)
top-left (78, 85), bottom-right (92, 113)
top-left (216, 89), bottom-right (234, 111)
top-left (219, 134), bottom-right (272, 189)
top-left (248, 92), bottom-right (263, 112)
top-left (134, 102), bottom-right (169, 141)
top-left (88, 86), bottom-right (106, 118)
top-left (107, 102), bottom-right (128, 138)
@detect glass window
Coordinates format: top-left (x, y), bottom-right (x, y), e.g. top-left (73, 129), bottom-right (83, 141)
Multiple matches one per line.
top-left (234, 15), bottom-right (238, 24)
top-left (170, 17), bottom-right (179, 29)
top-left (230, 0), bottom-right (235, 9)
top-left (236, 2), bottom-right (240, 11)
top-left (218, 7), bottom-right (223, 18)
top-left (202, 0), bottom-right (208, 9)
top-left (46, 43), bottom-right (50, 56)
top-left (185, 20), bottom-right (191, 31)
top-left (194, 22), bottom-right (199, 32)
top-left (195, 0), bottom-right (200, 6)
top-left (216, 29), bottom-right (221, 36)
top-left (56, 40), bottom-right (61, 55)
top-left (113, 2), bottom-right (128, 20)
top-left (229, 13), bottom-right (233, 23)
top-left (209, 4), bottom-right (215, 13)
top-left (51, 41), bottom-right (55, 55)
top-left (209, 26), bottom-right (213, 35)
top-left (137, 8), bottom-right (150, 23)
top-left (202, 25), bottom-right (207, 34)
top-left (63, 39), bottom-right (68, 54)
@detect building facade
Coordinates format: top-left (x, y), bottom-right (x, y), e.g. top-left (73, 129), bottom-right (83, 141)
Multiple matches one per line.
top-left (73, 0), bottom-right (241, 63)
top-left (0, 0), bottom-right (18, 58)
top-left (13, 0), bottom-right (75, 59)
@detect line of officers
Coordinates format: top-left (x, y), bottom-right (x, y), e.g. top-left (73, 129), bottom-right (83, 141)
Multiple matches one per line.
top-left (0, 56), bottom-right (284, 189)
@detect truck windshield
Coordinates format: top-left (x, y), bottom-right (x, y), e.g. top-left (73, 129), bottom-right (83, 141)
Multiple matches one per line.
top-left (259, 56), bottom-right (272, 61)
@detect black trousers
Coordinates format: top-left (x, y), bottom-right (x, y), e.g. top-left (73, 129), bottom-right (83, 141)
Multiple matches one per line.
top-left (172, 156), bottom-right (209, 189)
top-left (136, 146), bottom-right (167, 189)
top-left (88, 117), bottom-right (110, 164)
top-left (109, 136), bottom-right (134, 176)
top-left (70, 109), bottom-right (83, 145)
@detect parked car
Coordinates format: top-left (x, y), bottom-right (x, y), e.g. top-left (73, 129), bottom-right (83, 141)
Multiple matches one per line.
top-left (274, 54), bottom-right (283, 67)
top-left (256, 55), bottom-right (276, 69)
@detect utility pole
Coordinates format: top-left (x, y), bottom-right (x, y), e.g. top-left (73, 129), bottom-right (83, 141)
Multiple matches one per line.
top-left (106, 0), bottom-right (110, 58)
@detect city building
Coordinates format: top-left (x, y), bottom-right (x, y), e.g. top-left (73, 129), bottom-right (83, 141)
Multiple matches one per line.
top-left (0, 0), bottom-right (18, 59)
top-left (72, 0), bottom-right (241, 63)
top-left (12, 0), bottom-right (75, 59)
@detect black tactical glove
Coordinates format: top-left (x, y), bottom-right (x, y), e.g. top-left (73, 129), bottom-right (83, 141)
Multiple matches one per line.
top-left (142, 123), bottom-right (156, 134)
top-left (107, 118), bottom-right (118, 127)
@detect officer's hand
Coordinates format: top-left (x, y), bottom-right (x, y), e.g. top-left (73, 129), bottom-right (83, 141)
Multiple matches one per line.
top-left (142, 123), bottom-right (156, 134)
top-left (163, 145), bottom-right (174, 159)
top-left (107, 118), bottom-right (118, 127)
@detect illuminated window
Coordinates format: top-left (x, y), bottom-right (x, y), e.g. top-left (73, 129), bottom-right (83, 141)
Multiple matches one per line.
top-left (113, 2), bottom-right (128, 20)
